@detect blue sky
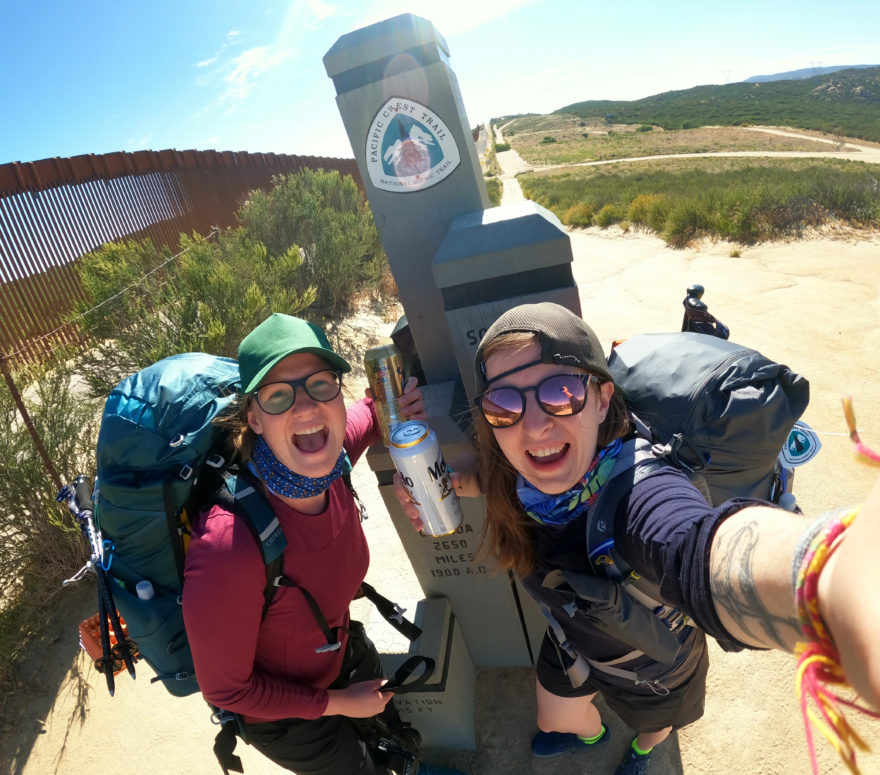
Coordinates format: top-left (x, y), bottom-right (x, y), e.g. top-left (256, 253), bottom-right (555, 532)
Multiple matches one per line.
top-left (2, 0), bottom-right (879, 165)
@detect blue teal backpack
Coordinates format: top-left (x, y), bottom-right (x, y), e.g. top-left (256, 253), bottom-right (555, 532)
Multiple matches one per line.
top-left (92, 353), bottom-right (281, 696)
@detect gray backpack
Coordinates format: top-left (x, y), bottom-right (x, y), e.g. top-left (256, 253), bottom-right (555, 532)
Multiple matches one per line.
top-left (582, 331), bottom-right (810, 582)
top-left (608, 331), bottom-right (810, 506)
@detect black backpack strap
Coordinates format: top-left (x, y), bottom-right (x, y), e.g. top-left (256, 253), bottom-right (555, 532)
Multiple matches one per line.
top-left (212, 711), bottom-right (244, 775)
top-left (358, 581), bottom-right (422, 642)
top-left (585, 437), bottom-right (666, 581)
top-left (341, 452), bottom-right (368, 522)
top-left (383, 655), bottom-right (436, 693)
top-left (217, 470), bottom-right (344, 653)
top-left (163, 473), bottom-right (189, 589)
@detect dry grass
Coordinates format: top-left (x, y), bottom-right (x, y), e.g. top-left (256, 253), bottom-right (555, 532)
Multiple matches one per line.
top-left (503, 117), bottom-right (847, 166)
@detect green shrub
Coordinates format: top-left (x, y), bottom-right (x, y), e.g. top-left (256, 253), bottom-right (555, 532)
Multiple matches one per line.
top-left (561, 202), bottom-right (595, 227)
top-left (75, 229), bottom-right (317, 396)
top-left (627, 194), bottom-right (661, 225)
top-left (540, 136), bottom-right (557, 144)
top-left (645, 195), bottom-right (673, 233)
top-left (75, 169), bottom-right (386, 396)
top-left (637, 124), bottom-right (654, 132)
top-left (237, 169), bottom-right (386, 314)
top-left (485, 177), bottom-right (502, 207)
top-left (595, 203), bottom-right (623, 227)
top-left (494, 142), bottom-right (511, 152)
top-left (663, 203), bottom-right (711, 247)
top-left (519, 158), bottom-right (880, 246)
top-left (0, 363), bottom-right (98, 713)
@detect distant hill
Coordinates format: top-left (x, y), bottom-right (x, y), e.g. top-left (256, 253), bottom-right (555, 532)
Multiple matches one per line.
top-left (557, 66), bottom-right (880, 143)
top-left (745, 64), bottom-right (879, 83)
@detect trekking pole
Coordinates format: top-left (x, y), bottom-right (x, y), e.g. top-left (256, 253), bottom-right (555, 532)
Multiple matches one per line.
top-left (58, 476), bottom-right (137, 691)
top-left (95, 580), bottom-right (116, 695)
top-left (97, 558), bottom-right (137, 680)
top-left (681, 284), bottom-right (730, 339)
top-left (681, 284), bottom-right (704, 332)
top-left (73, 477), bottom-right (137, 681)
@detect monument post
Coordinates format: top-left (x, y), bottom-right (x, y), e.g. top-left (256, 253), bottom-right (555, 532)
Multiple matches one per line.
top-left (325, 13), bottom-right (578, 672)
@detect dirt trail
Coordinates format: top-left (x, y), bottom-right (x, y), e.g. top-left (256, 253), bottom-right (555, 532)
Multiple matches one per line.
top-left (492, 123), bottom-right (880, 186)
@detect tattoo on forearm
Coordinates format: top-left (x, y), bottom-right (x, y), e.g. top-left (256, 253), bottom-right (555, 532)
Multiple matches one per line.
top-left (710, 517), bottom-right (799, 649)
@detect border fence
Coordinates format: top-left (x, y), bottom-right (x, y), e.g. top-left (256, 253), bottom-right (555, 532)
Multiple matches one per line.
top-left (0, 148), bottom-right (360, 489)
top-left (0, 148), bottom-right (360, 369)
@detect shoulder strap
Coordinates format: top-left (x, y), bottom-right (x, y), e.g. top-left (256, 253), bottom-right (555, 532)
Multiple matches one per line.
top-left (584, 436), bottom-right (698, 631)
top-left (340, 452), bottom-right (368, 522)
top-left (585, 437), bottom-right (666, 581)
top-left (211, 471), bottom-right (287, 620)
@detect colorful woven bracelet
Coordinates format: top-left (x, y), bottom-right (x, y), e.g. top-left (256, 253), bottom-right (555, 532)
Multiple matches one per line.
top-left (794, 397), bottom-right (880, 775)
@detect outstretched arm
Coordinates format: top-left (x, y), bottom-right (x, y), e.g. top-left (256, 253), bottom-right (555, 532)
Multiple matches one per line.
top-left (709, 477), bottom-right (880, 709)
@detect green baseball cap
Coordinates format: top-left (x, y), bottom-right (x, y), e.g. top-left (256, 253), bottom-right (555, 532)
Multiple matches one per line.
top-left (238, 313), bottom-right (351, 394)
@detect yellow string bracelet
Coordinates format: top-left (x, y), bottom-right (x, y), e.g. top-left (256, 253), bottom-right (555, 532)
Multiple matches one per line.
top-left (794, 397), bottom-right (880, 775)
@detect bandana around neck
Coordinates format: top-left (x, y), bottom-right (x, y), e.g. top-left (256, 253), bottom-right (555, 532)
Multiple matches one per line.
top-left (249, 435), bottom-right (346, 499)
top-left (516, 438), bottom-right (622, 526)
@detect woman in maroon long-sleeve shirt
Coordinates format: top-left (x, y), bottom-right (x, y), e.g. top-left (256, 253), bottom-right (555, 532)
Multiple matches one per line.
top-left (183, 313), bottom-right (460, 775)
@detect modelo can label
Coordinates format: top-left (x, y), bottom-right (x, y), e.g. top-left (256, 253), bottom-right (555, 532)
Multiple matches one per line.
top-left (389, 420), bottom-right (463, 537)
top-left (364, 343), bottom-right (405, 446)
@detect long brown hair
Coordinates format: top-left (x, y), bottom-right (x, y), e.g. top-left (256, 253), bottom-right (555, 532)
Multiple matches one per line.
top-left (214, 396), bottom-right (257, 465)
top-left (475, 332), bottom-right (630, 577)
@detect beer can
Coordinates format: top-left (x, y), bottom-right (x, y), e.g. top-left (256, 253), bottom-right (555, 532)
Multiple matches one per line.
top-left (390, 420), bottom-right (463, 537)
top-left (364, 344), bottom-right (406, 446)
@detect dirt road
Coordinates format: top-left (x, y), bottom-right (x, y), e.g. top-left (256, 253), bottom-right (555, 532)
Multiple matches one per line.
top-left (493, 123), bottom-right (880, 196)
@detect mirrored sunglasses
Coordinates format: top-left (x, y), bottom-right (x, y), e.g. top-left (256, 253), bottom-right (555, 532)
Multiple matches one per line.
top-left (253, 370), bottom-right (342, 415)
top-left (476, 373), bottom-right (597, 428)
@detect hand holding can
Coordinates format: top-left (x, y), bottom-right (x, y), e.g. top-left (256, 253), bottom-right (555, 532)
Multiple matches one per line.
top-left (389, 420), bottom-right (463, 537)
top-left (364, 344), bottom-right (405, 446)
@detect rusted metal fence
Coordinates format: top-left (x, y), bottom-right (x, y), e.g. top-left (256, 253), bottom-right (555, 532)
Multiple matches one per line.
top-left (0, 148), bottom-right (360, 370)
top-left (0, 148), bottom-right (360, 491)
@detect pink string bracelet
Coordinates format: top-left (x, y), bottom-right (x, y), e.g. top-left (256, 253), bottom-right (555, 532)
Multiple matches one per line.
top-left (794, 397), bottom-right (880, 774)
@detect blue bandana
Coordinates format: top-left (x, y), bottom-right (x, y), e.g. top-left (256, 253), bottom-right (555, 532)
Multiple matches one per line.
top-left (516, 438), bottom-right (622, 526)
top-left (249, 436), bottom-right (346, 499)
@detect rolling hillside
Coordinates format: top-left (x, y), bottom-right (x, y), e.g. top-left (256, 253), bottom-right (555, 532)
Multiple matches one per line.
top-left (555, 66), bottom-right (880, 142)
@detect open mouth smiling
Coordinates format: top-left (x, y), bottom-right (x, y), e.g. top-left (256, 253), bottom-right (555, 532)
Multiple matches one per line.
top-left (293, 425), bottom-right (328, 453)
top-left (526, 443), bottom-right (569, 465)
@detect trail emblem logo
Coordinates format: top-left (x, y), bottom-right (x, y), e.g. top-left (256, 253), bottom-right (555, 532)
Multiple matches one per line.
top-left (780, 420), bottom-right (822, 467)
top-left (365, 98), bottom-right (460, 193)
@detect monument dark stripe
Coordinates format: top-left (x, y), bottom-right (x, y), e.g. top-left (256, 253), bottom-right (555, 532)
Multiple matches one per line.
top-left (440, 265), bottom-right (575, 310)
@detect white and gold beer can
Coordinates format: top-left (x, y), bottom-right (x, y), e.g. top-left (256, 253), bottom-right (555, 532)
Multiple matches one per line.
top-left (390, 420), bottom-right (463, 537)
top-left (364, 344), bottom-right (405, 446)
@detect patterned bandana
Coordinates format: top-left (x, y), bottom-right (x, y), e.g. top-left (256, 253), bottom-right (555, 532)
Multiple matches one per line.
top-left (516, 438), bottom-right (623, 526)
top-left (249, 435), bottom-right (346, 499)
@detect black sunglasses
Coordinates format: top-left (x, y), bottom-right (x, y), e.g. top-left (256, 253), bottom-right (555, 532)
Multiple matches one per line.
top-left (475, 373), bottom-right (597, 428)
top-left (253, 370), bottom-right (343, 415)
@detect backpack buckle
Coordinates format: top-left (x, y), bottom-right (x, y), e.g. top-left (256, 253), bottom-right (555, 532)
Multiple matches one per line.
top-left (179, 464), bottom-right (194, 481)
top-left (667, 434), bottom-right (705, 474)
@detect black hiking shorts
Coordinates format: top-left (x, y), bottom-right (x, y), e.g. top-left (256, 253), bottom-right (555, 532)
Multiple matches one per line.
top-left (537, 626), bottom-right (710, 733)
